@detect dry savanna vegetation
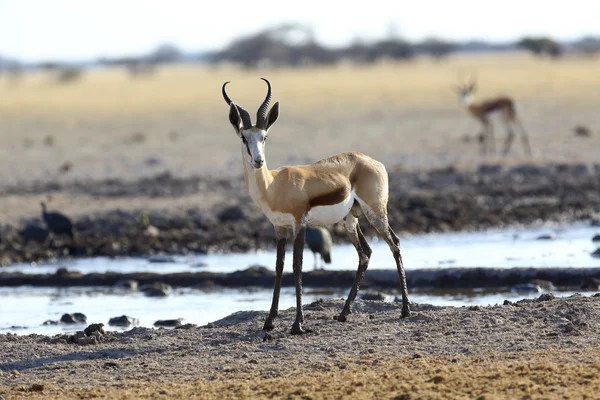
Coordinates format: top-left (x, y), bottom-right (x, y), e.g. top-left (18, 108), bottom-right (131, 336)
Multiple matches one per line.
top-left (1, 53), bottom-right (600, 187)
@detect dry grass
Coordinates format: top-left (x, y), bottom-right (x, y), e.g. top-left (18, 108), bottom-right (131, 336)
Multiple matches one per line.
top-left (1, 53), bottom-right (600, 223)
top-left (3, 348), bottom-right (599, 399)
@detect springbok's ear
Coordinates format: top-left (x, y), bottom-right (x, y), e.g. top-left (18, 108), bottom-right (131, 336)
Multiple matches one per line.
top-left (265, 102), bottom-right (279, 131)
top-left (229, 103), bottom-right (243, 136)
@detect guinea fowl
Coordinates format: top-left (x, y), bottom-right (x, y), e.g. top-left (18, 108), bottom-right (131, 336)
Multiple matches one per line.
top-left (41, 201), bottom-right (75, 240)
top-left (305, 227), bottom-right (332, 270)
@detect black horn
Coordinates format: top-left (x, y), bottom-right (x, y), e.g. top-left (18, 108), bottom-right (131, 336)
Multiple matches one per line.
top-left (222, 81), bottom-right (253, 129)
top-left (256, 78), bottom-right (272, 129)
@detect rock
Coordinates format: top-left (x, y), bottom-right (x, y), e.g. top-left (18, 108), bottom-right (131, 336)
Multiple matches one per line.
top-left (154, 318), bottom-right (183, 328)
top-left (144, 225), bottom-right (160, 238)
top-left (175, 323), bottom-right (197, 330)
top-left (592, 234), bottom-right (600, 242)
top-left (536, 233), bottom-right (556, 240)
top-left (591, 219), bottom-right (600, 227)
top-left (535, 293), bottom-right (555, 302)
top-left (68, 324), bottom-right (105, 346)
top-left (42, 320), bottom-right (60, 325)
top-left (148, 255), bottom-right (175, 263)
top-left (511, 283), bottom-right (542, 294)
top-left (60, 313), bottom-right (87, 324)
top-left (360, 292), bottom-right (388, 301)
top-left (217, 205), bottom-right (245, 222)
top-left (108, 315), bottom-right (139, 327)
top-left (591, 248), bottom-right (600, 258)
top-left (191, 262), bottom-right (208, 268)
top-left (140, 282), bottom-right (172, 297)
top-left (573, 125), bottom-right (592, 137)
top-left (84, 323), bottom-right (105, 336)
top-left (114, 280), bottom-right (139, 290)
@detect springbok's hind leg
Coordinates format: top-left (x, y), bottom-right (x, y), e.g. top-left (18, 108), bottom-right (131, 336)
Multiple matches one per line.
top-left (263, 226), bottom-right (288, 331)
top-left (502, 122), bottom-right (516, 155)
top-left (386, 224), bottom-right (411, 317)
top-left (364, 210), bottom-right (410, 318)
top-left (290, 227), bottom-right (307, 334)
top-left (517, 121), bottom-right (532, 155)
top-left (338, 214), bottom-right (372, 322)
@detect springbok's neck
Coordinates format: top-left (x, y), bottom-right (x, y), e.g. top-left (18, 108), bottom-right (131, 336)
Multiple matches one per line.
top-left (243, 154), bottom-right (273, 206)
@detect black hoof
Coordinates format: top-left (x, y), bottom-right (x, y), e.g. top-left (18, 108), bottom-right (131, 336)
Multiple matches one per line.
top-left (336, 313), bottom-right (348, 322)
top-left (263, 318), bottom-right (275, 331)
top-left (291, 321), bottom-right (307, 335)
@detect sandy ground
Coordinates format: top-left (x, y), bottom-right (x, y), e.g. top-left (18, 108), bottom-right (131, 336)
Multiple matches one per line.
top-left (1, 295), bottom-right (599, 399)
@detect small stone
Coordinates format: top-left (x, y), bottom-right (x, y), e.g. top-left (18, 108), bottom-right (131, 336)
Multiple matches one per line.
top-left (144, 226), bottom-right (160, 238)
top-left (84, 323), bottom-right (105, 336)
top-left (108, 315), bottom-right (139, 327)
top-left (536, 293), bottom-right (555, 302)
top-left (60, 313), bottom-right (87, 324)
top-left (412, 353), bottom-right (423, 359)
top-left (503, 300), bottom-right (513, 306)
top-left (248, 359), bottom-right (258, 364)
top-left (468, 305), bottom-right (480, 311)
top-left (175, 323), bottom-right (197, 330)
top-left (592, 234), bottom-right (600, 242)
top-left (30, 384), bottom-right (44, 392)
top-left (361, 292), bottom-right (387, 301)
top-left (536, 233), bottom-right (556, 240)
top-left (153, 318), bottom-right (183, 328)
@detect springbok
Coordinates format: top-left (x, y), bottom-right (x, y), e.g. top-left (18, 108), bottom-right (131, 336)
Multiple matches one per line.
top-left (458, 80), bottom-right (532, 155)
top-left (222, 78), bottom-right (410, 334)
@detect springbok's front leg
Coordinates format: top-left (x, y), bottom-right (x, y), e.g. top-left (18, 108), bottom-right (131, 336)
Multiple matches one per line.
top-left (263, 226), bottom-right (288, 331)
top-left (291, 226), bottom-right (306, 334)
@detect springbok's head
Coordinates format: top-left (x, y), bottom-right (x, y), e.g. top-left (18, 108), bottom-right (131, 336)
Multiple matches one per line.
top-left (456, 79), bottom-right (477, 106)
top-left (222, 78), bottom-right (280, 169)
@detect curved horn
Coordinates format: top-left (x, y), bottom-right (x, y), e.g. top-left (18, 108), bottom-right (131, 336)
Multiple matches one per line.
top-left (256, 78), bottom-right (272, 129)
top-left (222, 81), bottom-right (233, 105)
top-left (222, 81), bottom-right (252, 129)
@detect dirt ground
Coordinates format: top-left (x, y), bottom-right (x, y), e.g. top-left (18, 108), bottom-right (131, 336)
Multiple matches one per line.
top-left (1, 295), bottom-right (599, 399)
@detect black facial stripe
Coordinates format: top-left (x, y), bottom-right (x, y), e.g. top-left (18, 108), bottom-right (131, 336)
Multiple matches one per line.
top-left (242, 138), bottom-right (252, 158)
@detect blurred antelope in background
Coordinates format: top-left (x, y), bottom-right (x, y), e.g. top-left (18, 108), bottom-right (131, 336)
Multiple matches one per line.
top-left (458, 79), bottom-right (532, 156)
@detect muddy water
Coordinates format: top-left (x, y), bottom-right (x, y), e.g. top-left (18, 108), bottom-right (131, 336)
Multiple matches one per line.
top-left (1, 222), bottom-right (599, 335)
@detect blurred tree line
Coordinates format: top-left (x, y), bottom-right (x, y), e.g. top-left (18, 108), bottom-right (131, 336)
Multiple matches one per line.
top-left (1, 27), bottom-right (600, 79)
top-left (207, 24), bottom-right (456, 68)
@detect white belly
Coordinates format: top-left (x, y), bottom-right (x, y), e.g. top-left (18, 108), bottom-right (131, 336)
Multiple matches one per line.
top-left (260, 192), bottom-right (355, 230)
top-left (304, 192), bottom-right (354, 227)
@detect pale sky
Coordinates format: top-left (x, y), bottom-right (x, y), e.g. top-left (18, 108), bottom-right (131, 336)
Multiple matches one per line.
top-left (1, 0), bottom-right (599, 62)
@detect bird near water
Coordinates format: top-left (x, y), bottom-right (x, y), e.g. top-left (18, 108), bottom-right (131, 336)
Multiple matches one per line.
top-left (41, 201), bottom-right (75, 242)
top-left (305, 227), bottom-right (333, 270)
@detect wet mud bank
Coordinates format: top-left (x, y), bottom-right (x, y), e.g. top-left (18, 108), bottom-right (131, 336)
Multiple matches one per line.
top-left (1, 266), bottom-right (599, 292)
top-left (1, 162), bottom-right (600, 265)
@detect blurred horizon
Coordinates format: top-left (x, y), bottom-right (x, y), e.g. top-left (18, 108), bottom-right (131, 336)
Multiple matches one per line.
top-left (1, 0), bottom-right (600, 62)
